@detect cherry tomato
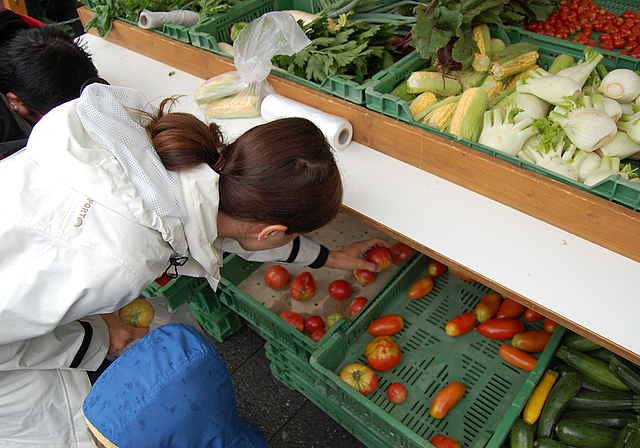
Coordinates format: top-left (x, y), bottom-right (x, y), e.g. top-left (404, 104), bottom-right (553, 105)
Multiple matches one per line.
top-left (524, 308), bottom-right (544, 322)
top-left (366, 335), bottom-right (402, 372)
top-left (387, 382), bottom-right (407, 404)
top-left (628, 33), bottom-right (638, 43)
top-left (599, 33), bottom-right (612, 42)
top-left (476, 319), bottom-right (526, 340)
top-left (304, 315), bottom-right (325, 333)
top-left (620, 49), bottom-right (629, 55)
top-left (627, 41), bottom-right (638, 52)
top-left (614, 38), bottom-right (627, 48)
top-left (328, 279), bottom-right (351, 300)
top-left (264, 265), bottom-right (290, 290)
top-left (610, 31), bottom-right (622, 40)
top-left (430, 382), bottom-right (466, 419)
top-left (631, 47), bottom-right (640, 58)
top-left (593, 21), bottom-right (604, 32)
top-left (622, 10), bottom-right (636, 20)
top-left (605, 12), bottom-right (617, 21)
top-left (544, 317), bottom-right (559, 333)
top-left (602, 41), bottom-right (615, 51)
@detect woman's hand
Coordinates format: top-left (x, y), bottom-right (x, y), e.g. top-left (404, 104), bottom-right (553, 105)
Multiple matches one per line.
top-left (324, 237), bottom-right (391, 272)
top-left (100, 312), bottom-right (150, 354)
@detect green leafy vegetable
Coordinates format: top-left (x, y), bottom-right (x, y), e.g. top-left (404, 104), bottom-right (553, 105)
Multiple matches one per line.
top-left (272, 15), bottom-right (399, 84)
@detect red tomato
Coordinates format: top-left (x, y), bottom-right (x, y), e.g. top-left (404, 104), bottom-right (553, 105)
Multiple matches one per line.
top-left (499, 345), bottom-right (538, 371)
top-left (427, 260), bottom-right (447, 277)
top-left (367, 314), bottom-right (404, 336)
top-left (339, 363), bottom-right (378, 395)
top-left (290, 272), bottom-right (316, 302)
top-left (622, 10), bottom-right (636, 20)
top-left (349, 296), bottom-right (368, 317)
top-left (431, 435), bottom-right (462, 448)
top-left (326, 312), bottom-right (345, 328)
top-left (264, 265), bottom-right (290, 290)
top-left (366, 335), bottom-right (402, 372)
top-left (476, 319), bottom-right (526, 340)
top-left (602, 41), bottom-right (615, 51)
top-left (496, 298), bottom-right (526, 319)
top-left (430, 381), bottom-right (466, 419)
top-left (445, 312), bottom-right (477, 337)
top-left (310, 328), bottom-right (327, 342)
top-left (390, 242), bottom-right (414, 266)
top-left (544, 317), bottom-right (559, 333)
top-left (594, 21), bottom-right (604, 31)
top-left (511, 330), bottom-right (552, 352)
top-left (387, 382), bottom-right (407, 404)
top-left (628, 33), bottom-right (639, 42)
top-left (627, 41), bottom-right (638, 51)
top-left (366, 246), bottom-right (393, 270)
top-left (599, 33), bottom-right (612, 42)
top-left (328, 279), bottom-right (352, 301)
top-left (614, 38), bottom-right (628, 48)
top-left (354, 269), bottom-right (376, 286)
top-left (304, 315), bottom-right (325, 333)
top-left (524, 308), bottom-right (544, 322)
top-left (475, 292), bottom-right (502, 323)
top-left (407, 277), bottom-right (434, 300)
top-left (119, 298), bottom-right (155, 328)
top-left (279, 311), bottom-right (304, 332)
top-left (154, 273), bottom-right (173, 286)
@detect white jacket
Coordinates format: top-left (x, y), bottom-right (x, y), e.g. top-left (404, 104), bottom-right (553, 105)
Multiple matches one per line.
top-left (0, 86), bottom-right (325, 447)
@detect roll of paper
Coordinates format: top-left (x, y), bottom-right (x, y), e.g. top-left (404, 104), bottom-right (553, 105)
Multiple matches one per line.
top-left (138, 10), bottom-right (199, 29)
top-left (260, 93), bottom-right (353, 151)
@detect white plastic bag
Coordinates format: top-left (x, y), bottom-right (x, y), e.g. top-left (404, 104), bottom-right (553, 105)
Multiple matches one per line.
top-left (195, 11), bottom-right (311, 119)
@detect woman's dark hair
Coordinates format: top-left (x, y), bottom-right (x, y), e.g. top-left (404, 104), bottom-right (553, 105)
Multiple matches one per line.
top-left (0, 26), bottom-right (99, 113)
top-left (146, 98), bottom-right (343, 235)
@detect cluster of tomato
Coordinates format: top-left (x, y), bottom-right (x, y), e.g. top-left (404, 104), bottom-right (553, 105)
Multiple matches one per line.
top-left (524, 0), bottom-right (640, 58)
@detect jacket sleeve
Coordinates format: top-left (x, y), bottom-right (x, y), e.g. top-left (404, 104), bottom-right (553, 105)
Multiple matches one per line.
top-left (217, 235), bottom-right (329, 268)
top-left (0, 315), bottom-right (109, 372)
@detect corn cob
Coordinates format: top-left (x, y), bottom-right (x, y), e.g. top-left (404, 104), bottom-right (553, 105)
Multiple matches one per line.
top-left (482, 75), bottom-right (503, 101)
top-left (490, 43), bottom-right (539, 80)
top-left (490, 38), bottom-right (506, 55)
top-left (449, 87), bottom-right (489, 141)
top-left (426, 97), bottom-right (458, 129)
top-left (203, 94), bottom-right (260, 118)
top-left (406, 71), bottom-right (462, 96)
top-left (410, 91), bottom-right (438, 118)
top-left (472, 24), bottom-right (492, 73)
top-left (194, 72), bottom-right (247, 105)
top-left (389, 80), bottom-right (415, 102)
top-left (504, 65), bottom-right (539, 93)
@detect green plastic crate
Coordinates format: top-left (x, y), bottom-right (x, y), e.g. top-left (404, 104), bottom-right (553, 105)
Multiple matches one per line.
top-left (309, 253), bottom-right (565, 448)
top-left (189, 302), bottom-right (245, 341)
top-left (364, 28), bottom-right (640, 212)
top-left (188, 0), bottom-right (403, 104)
top-left (216, 249), bottom-right (419, 364)
top-left (83, 0), bottom-right (199, 44)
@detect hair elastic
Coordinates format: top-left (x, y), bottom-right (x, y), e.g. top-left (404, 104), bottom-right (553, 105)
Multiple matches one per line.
top-left (212, 154), bottom-right (226, 173)
top-left (80, 76), bottom-right (110, 93)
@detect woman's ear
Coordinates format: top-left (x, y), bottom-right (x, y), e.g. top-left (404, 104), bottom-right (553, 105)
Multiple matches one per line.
top-left (6, 92), bottom-right (41, 123)
top-left (257, 224), bottom-right (288, 241)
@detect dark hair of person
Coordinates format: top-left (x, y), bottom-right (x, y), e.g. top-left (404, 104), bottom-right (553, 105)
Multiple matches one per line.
top-left (0, 25), bottom-right (98, 113)
top-left (146, 98), bottom-right (343, 235)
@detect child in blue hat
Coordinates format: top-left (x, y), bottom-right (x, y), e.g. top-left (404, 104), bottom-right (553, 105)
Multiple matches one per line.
top-left (83, 323), bottom-right (272, 448)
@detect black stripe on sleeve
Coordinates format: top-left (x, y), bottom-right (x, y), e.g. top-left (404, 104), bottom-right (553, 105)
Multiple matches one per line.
top-left (69, 320), bottom-right (94, 368)
top-left (283, 236), bottom-right (301, 264)
top-left (308, 245), bottom-right (329, 269)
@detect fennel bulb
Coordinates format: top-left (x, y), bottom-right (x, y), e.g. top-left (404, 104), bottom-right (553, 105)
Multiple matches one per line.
top-left (577, 151), bottom-right (601, 182)
top-left (478, 108), bottom-right (539, 156)
top-left (599, 69), bottom-right (640, 103)
top-left (617, 112), bottom-right (640, 144)
top-left (583, 156), bottom-right (627, 186)
top-left (556, 47), bottom-right (604, 88)
top-left (515, 90), bottom-right (551, 123)
top-left (516, 68), bottom-right (581, 105)
top-left (522, 140), bottom-right (582, 181)
top-left (593, 94), bottom-right (622, 122)
top-left (549, 105), bottom-right (617, 151)
top-left (599, 130), bottom-right (640, 159)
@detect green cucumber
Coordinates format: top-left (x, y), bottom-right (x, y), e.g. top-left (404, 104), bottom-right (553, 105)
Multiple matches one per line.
top-left (582, 374), bottom-right (627, 394)
top-left (563, 333), bottom-right (602, 352)
top-left (560, 411), bottom-right (637, 429)
top-left (610, 356), bottom-right (640, 394)
top-left (590, 348), bottom-right (616, 364)
top-left (614, 422), bottom-right (640, 448)
top-left (510, 419), bottom-right (534, 448)
top-left (555, 346), bottom-right (630, 391)
top-left (555, 419), bottom-right (620, 448)
top-left (567, 390), bottom-right (640, 412)
top-left (538, 371), bottom-right (583, 439)
top-left (535, 438), bottom-right (568, 448)
top-left (554, 363), bottom-right (577, 377)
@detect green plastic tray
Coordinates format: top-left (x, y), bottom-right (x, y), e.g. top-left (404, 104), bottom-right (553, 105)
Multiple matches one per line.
top-left (84, 0), bottom-right (201, 44)
top-left (309, 253), bottom-right (565, 448)
top-left (188, 0), bottom-right (403, 104)
top-left (364, 28), bottom-right (640, 212)
top-left (216, 249), bottom-right (419, 364)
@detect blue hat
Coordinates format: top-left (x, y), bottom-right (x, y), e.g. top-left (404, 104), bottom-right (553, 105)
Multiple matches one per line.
top-left (83, 323), bottom-right (272, 448)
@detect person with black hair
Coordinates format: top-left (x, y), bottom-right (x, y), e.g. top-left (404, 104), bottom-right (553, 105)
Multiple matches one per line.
top-left (0, 19), bottom-right (99, 159)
